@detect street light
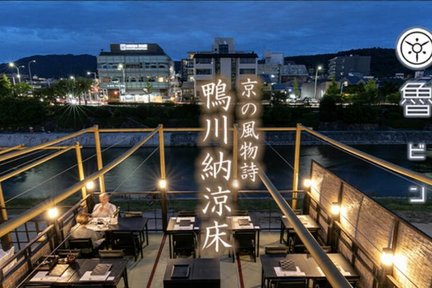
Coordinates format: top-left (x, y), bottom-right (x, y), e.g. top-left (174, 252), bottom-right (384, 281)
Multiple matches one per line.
top-left (87, 72), bottom-right (98, 104)
top-left (314, 65), bottom-right (322, 100)
top-left (28, 60), bottom-right (36, 85)
top-left (117, 64), bottom-right (125, 95)
top-left (87, 71), bottom-right (97, 81)
top-left (8, 62), bottom-right (24, 84)
top-left (69, 76), bottom-right (78, 104)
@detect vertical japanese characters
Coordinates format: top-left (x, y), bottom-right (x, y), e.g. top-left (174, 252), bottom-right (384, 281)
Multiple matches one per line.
top-left (199, 79), bottom-right (233, 253)
top-left (198, 76), bottom-right (262, 253)
top-left (400, 81), bottom-right (430, 203)
top-left (237, 76), bottom-right (262, 185)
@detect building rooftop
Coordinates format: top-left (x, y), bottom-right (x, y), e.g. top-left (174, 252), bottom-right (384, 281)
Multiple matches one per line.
top-left (99, 43), bottom-right (169, 57)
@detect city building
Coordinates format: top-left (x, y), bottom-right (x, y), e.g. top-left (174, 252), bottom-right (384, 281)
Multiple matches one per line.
top-left (97, 43), bottom-right (173, 103)
top-left (191, 38), bottom-right (258, 101)
top-left (328, 55), bottom-right (371, 80)
top-left (258, 51), bottom-right (309, 83)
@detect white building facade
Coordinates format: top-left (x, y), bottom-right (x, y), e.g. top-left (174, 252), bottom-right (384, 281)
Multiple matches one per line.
top-left (97, 43), bottom-right (172, 103)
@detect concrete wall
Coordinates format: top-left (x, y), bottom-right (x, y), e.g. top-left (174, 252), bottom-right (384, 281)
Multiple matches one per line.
top-left (309, 161), bottom-right (432, 288)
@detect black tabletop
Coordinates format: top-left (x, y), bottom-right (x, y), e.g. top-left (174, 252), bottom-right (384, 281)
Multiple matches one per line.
top-left (260, 253), bottom-right (359, 280)
top-left (28, 258), bottom-right (128, 286)
top-left (281, 215), bottom-right (320, 230)
top-left (166, 217), bottom-right (200, 233)
top-left (109, 216), bottom-right (148, 232)
top-left (164, 258), bottom-right (220, 282)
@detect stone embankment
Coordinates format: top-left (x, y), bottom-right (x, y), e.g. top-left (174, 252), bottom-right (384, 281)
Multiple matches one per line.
top-left (1, 130), bottom-right (432, 147)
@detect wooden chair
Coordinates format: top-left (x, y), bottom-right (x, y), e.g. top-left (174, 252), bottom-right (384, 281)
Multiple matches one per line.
top-left (123, 211), bottom-right (143, 218)
top-left (110, 231), bottom-right (142, 261)
top-left (231, 210), bottom-right (249, 216)
top-left (177, 210), bottom-right (196, 217)
top-left (98, 249), bottom-right (125, 258)
top-left (272, 279), bottom-right (307, 288)
top-left (172, 232), bottom-right (196, 258)
top-left (68, 238), bottom-right (95, 258)
top-left (313, 279), bottom-right (357, 288)
top-left (233, 230), bottom-right (257, 262)
top-left (265, 246), bottom-right (289, 256)
top-left (56, 248), bottom-right (81, 258)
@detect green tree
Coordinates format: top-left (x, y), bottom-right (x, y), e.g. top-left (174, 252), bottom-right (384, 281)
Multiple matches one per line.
top-left (144, 80), bottom-right (153, 103)
top-left (324, 80), bottom-right (341, 100)
top-left (0, 74), bottom-right (13, 98)
top-left (12, 82), bottom-right (32, 97)
top-left (350, 80), bottom-right (379, 104)
top-left (33, 86), bottom-right (58, 104)
top-left (319, 80), bottom-right (341, 121)
top-left (271, 91), bottom-right (287, 106)
top-left (75, 78), bottom-right (92, 104)
top-left (386, 91), bottom-right (401, 104)
top-left (292, 78), bottom-right (301, 99)
top-left (362, 80), bottom-right (379, 103)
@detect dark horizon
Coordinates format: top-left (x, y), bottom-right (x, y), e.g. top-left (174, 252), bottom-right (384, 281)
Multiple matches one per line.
top-left (1, 46), bottom-right (395, 64)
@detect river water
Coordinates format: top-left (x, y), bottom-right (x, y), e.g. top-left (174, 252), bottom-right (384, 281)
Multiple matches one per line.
top-left (1, 145), bottom-right (431, 204)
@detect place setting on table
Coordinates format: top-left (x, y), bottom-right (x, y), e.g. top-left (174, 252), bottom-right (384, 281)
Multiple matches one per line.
top-left (86, 216), bottom-right (117, 232)
top-left (273, 257), bottom-right (306, 277)
top-left (228, 215), bottom-right (255, 230)
top-left (29, 254), bottom-right (129, 287)
top-left (174, 216), bottom-right (197, 230)
top-left (260, 253), bottom-right (359, 288)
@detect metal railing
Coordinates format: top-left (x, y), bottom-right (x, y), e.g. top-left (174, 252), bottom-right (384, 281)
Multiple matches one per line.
top-left (0, 123), bottom-right (431, 288)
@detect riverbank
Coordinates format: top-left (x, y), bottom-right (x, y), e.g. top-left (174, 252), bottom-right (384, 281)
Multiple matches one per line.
top-left (1, 130), bottom-right (432, 147)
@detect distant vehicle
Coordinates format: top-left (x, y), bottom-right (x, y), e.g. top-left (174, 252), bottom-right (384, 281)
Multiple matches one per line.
top-left (301, 97), bottom-right (319, 107)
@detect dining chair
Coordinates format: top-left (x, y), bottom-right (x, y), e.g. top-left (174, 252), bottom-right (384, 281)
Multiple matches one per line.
top-left (233, 230), bottom-right (257, 262)
top-left (123, 211), bottom-right (143, 218)
top-left (272, 278), bottom-right (307, 288)
top-left (98, 249), bottom-right (125, 258)
top-left (172, 232), bottom-right (197, 258)
top-left (264, 246), bottom-right (289, 256)
top-left (177, 210), bottom-right (196, 217)
top-left (231, 210), bottom-right (249, 216)
top-left (68, 238), bottom-right (95, 258)
top-left (56, 248), bottom-right (81, 258)
top-left (313, 279), bottom-right (357, 288)
top-left (110, 231), bottom-right (142, 261)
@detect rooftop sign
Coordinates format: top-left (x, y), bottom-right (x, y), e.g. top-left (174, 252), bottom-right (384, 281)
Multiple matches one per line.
top-left (119, 44), bottom-right (148, 51)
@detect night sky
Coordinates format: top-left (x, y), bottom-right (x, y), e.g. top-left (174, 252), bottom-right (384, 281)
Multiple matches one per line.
top-left (1, 1), bottom-right (431, 62)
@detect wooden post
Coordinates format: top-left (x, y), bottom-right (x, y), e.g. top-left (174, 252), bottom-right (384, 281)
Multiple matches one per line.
top-left (159, 125), bottom-right (168, 231)
top-left (0, 184), bottom-right (13, 250)
top-left (74, 142), bottom-right (89, 210)
top-left (292, 123), bottom-right (302, 209)
top-left (93, 125), bottom-right (106, 194)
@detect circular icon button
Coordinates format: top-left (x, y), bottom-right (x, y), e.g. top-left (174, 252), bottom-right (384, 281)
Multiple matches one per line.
top-left (396, 27), bottom-right (432, 70)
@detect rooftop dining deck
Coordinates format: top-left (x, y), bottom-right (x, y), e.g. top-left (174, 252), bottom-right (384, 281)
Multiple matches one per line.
top-left (0, 125), bottom-right (431, 288)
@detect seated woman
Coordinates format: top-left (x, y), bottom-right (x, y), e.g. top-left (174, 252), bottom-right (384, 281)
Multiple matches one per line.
top-left (92, 193), bottom-right (117, 218)
top-left (70, 213), bottom-right (105, 248)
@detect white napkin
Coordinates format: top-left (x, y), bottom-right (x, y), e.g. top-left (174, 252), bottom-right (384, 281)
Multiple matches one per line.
top-left (79, 270), bottom-right (111, 281)
top-left (274, 266), bottom-right (306, 276)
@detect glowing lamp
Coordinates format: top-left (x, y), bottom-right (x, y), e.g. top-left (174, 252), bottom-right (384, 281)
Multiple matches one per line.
top-left (158, 179), bottom-right (167, 189)
top-left (232, 179), bottom-right (240, 189)
top-left (381, 248), bottom-right (394, 266)
top-left (303, 179), bottom-right (313, 188)
top-left (331, 202), bottom-right (340, 216)
top-left (47, 207), bottom-right (59, 219)
top-left (85, 181), bottom-right (95, 190)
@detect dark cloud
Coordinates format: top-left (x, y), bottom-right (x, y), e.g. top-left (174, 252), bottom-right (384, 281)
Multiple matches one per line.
top-left (1, 1), bottom-right (432, 62)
